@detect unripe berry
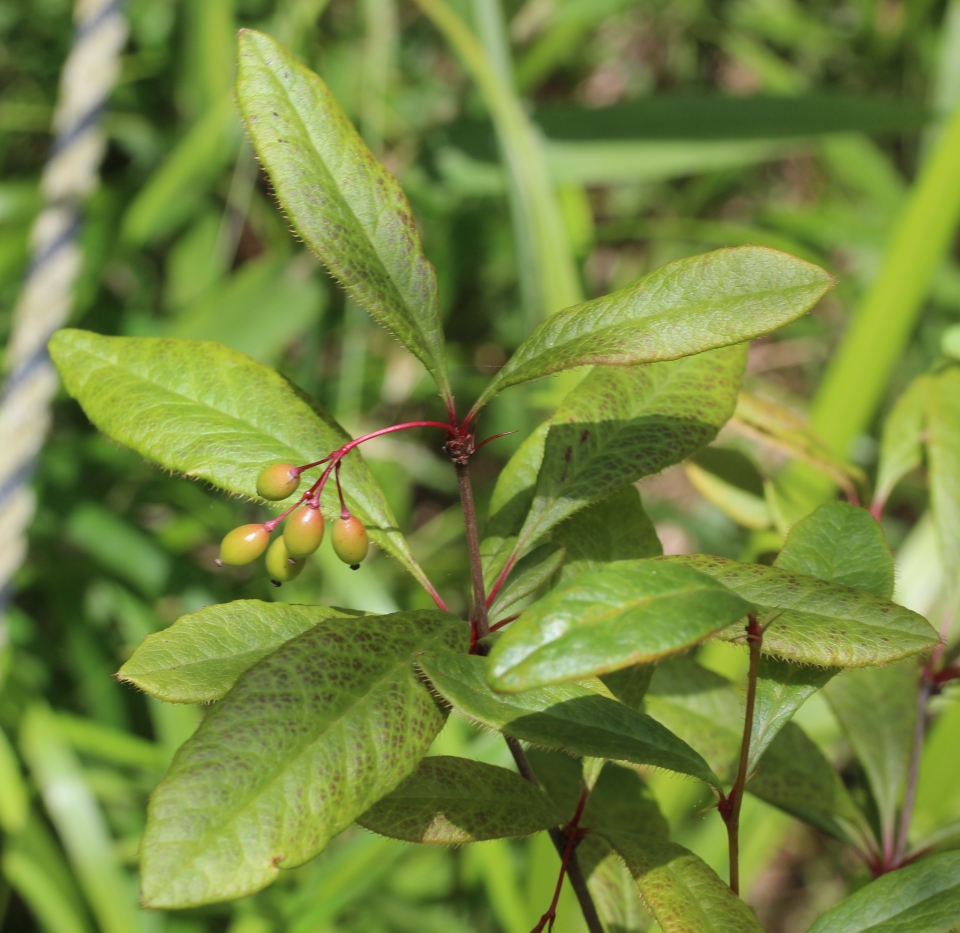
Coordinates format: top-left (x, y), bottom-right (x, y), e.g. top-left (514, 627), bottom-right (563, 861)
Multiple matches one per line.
top-left (219, 524), bottom-right (270, 565)
top-left (257, 463), bottom-right (299, 500)
top-left (332, 515), bottom-right (369, 569)
top-left (265, 537), bottom-right (305, 583)
top-left (284, 505), bottom-right (325, 558)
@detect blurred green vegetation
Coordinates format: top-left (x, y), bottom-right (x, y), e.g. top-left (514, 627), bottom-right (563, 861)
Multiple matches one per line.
top-left (0, 0), bottom-right (959, 930)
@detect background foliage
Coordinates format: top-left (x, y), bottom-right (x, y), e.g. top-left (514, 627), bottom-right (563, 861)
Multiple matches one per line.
top-left (1, 0), bottom-right (959, 930)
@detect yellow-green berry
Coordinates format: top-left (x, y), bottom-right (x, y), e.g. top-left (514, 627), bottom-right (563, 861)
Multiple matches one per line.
top-left (257, 463), bottom-right (299, 500)
top-left (219, 524), bottom-right (270, 566)
top-left (284, 505), bottom-right (325, 558)
top-left (265, 537), bottom-right (305, 583)
top-left (332, 515), bottom-right (369, 569)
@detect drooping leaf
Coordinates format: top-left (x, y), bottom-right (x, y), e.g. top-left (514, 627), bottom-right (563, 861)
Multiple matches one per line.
top-left (874, 374), bottom-right (933, 512)
top-left (140, 610), bottom-right (466, 908)
top-left (824, 663), bottom-right (919, 847)
top-left (514, 345), bottom-right (746, 551)
top-left (119, 600), bottom-right (363, 704)
top-left (747, 502), bottom-right (894, 769)
top-left (927, 367), bottom-right (960, 607)
top-left (551, 484), bottom-right (662, 583)
top-left (601, 832), bottom-right (765, 933)
top-left (418, 653), bottom-right (719, 786)
top-left (488, 543), bottom-right (566, 620)
top-left (356, 756), bottom-right (560, 843)
top-left (48, 330), bottom-right (430, 588)
top-left (645, 659), bottom-right (867, 843)
top-left (236, 30), bottom-right (451, 402)
top-left (488, 560), bottom-right (751, 692)
top-left (470, 246), bottom-right (833, 411)
top-left (749, 722), bottom-right (869, 846)
top-left (664, 555), bottom-right (937, 667)
top-left (806, 851), bottom-right (960, 933)
top-left (645, 657), bottom-right (743, 781)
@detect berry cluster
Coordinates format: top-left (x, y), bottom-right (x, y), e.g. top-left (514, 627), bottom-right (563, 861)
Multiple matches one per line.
top-left (217, 455), bottom-right (369, 586)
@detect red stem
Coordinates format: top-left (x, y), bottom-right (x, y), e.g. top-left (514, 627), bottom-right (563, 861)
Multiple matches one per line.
top-left (486, 548), bottom-right (520, 609)
top-left (531, 789), bottom-right (589, 933)
top-left (489, 613), bottom-right (519, 633)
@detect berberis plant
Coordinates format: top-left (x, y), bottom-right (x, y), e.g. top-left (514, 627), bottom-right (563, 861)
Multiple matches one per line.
top-left (46, 28), bottom-right (954, 933)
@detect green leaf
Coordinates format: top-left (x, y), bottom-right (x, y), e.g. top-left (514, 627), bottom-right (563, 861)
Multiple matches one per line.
top-left (488, 559), bottom-right (751, 692)
top-left (664, 555), bottom-right (937, 667)
top-left (515, 346), bottom-right (746, 551)
top-left (356, 756), bottom-right (560, 843)
top-left (236, 30), bottom-right (451, 402)
top-left (748, 657), bottom-right (835, 773)
top-left (551, 484), bottom-right (662, 583)
top-left (599, 664), bottom-right (656, 713)
top-left (49, 330), bottom-right (429, 588)
top-left (471, 246), bottom-right (833, 411)
top-left (775, 501), bottom-right (894, 598)
top-left (927, 367), bottom-right (960, 606)
top-left (747, 502), bottom-right (894, 770)
top-left (749, 723), bottom-right (868, 845)
top-left (118, 600), bottom-right (364, 704)
top-left (140, 610), bottom-right (465, 908)
top-left (418, 653), bottom-right (719, 786)
top-left (488, 543), bottom-right (566, 620)
top-left (481, 419), bottom-right (550, 588)
top-left (824, 663), bottom-right (919, 848)
top-left (601, 832), bottom-right (765, 933)
top-left (806, 851), bottom-right (960, 933)
top-left (874, 374), bottom-right (933, 511)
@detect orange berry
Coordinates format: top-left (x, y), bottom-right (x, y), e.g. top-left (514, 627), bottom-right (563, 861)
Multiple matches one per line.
top-left (332, 515), bottom-right (369, 569)
top-left (219, 524), bottom-right (269, 566)
top-left (265, 537), bottom-right (305, 583)
top-left (256, 463), bottom-right (299, 500)
top-left (284, 505), bottom-right (325, 558)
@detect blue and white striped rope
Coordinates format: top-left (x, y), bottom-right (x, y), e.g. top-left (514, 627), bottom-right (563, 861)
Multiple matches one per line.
top-left (0, 0), bottom-right (127, 627)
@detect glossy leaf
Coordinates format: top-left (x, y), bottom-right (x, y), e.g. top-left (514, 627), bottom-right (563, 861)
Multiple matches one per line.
top-left (419, 653), bottom-right (719, 786)
top-left (748, 502), bottom-right (894, 769)
top-left (824, 663), bottom-right (919, 847)
top-left (119, 600), bottom-right (363, 704)
top-left (357, 756), bottom-right (559, 843)
top-left (874, 374), bottom-right (933, 511)
top-left (664, 555), bottom-right (937, 667)
top-left (602, 832), bottom-right (765, 933)
top-left (551, 484), bottom-right (662, 583)
top-left (471, 246), bottom-right (833, 410)
top-left (927, 367), bottom-right (960, 606)
top-left (49, 330), bottom-right (430, 587)
top-left (488, 559), bottom-right (751, 691)
top-left (514, 345), bottom-right (746, 550)
top-left (236, 30), bottom-right (451, 402)
top-left (140, 610), bottom-right (466, 907)
top-left (806, 851), bottom-right (960, 933)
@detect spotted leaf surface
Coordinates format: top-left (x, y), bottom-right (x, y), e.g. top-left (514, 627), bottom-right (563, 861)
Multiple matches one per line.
top-left (663, 555), bottom-right (936, 666)
top-left (472, 246), bottom-right (833, 410)
top-left (419, 653), bottom-right (718, 786)
top-left (488, 560), bottom-right (751, 692)
top-left (119, 600), bottom-right (363, 704)
top-left (602, 832), bottom-right (765, 933)
top-left (49, 330), bottom-right (431, 589)
top-left (236, 30), bottom-right (451, 402)
top-left (514, 344), bottom-right (746, 551)
top-left (357, 756), bottom-right (559, 843)
top-left (140, 610), bottom-right (466, 908)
